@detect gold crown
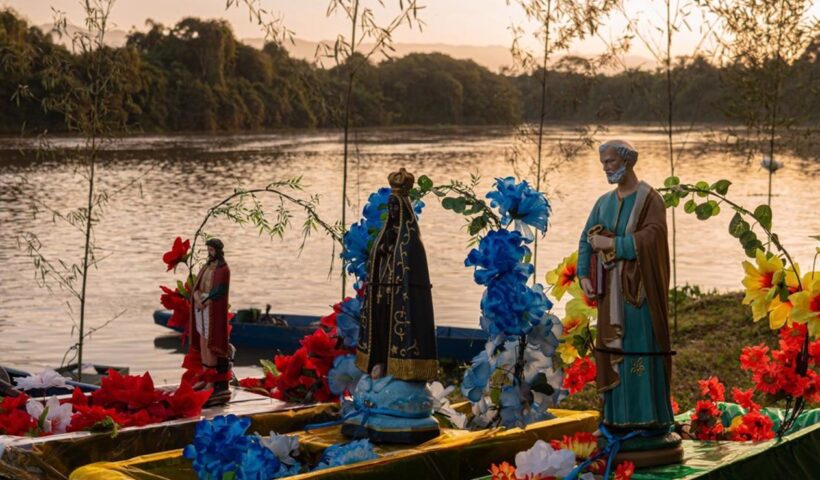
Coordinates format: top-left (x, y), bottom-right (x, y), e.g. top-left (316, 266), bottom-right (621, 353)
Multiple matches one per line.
top-left (388, 168), bottom-right (414, 195)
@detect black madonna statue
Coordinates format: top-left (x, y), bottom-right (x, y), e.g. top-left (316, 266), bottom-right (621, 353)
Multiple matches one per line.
top-left (342, 168), bottom-right (440, 444)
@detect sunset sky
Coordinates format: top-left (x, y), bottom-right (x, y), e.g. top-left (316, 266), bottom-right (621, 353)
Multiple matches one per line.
top-left (4, 1), bottom-right (817, 63)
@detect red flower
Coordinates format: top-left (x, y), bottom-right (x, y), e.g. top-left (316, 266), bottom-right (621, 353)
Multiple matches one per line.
top-left (563, 357), bottom-right (596, 394)
top-left (550, 431), bottom-right (598, 460)
top-left (162, 237), bottom-right (190, 271)
top-left (70, 387), bottom-right (89, 407)
top-left (670, 396), bottom-right (680, 415)
top-left (488, 461), bottom-right (517, 480)
top-left (752, 362), bottom-right (783, 396)
top-left (1, 392), bottom-right (29, 412)
top-left (778, 324), bottom-right (807, 354)
top-left (0, 411), bottom-right (37, 436)
top-left (239, 377), bottom-right (261, 389)
top-left (167, 380), bottom-right (212, 418)
top-left (809, 339), bottom-right (820, 366)
top-left (780, 370), bottom-right (811, 398)
top-left (614, 460), bottom-right (635, 480)
top-left (730, 410), bottom-right (774, 442)
top-left (691, 400), bottom-right (723, 440)
top-left (740, 344), bottom-right (770, 372)
top-left (698, 376), bottom-right (726, 402)
top-left (803, 371), bottom-right (820, 403)
top-left (160, 285), bottom-right (191, 330)
top-left (301, 328), bottom-right (348, 375)
top-left (68, 405), bottom-right (125, 432)
top-left (731, 387), bottom-right (760, 412)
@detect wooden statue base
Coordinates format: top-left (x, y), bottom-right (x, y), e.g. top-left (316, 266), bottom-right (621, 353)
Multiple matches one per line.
top-left (613, 443), bottom-right (685, 469)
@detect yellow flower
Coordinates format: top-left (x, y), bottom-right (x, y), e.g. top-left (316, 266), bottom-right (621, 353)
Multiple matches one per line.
top-left (546, 251), bottom-right (579, 301)
top-left (768, 267), bottom-right (805, 330)
top-left (557, 342), bottom-right (580, 364)
top-left (567, 283), bottom-right (598, 320)
top-left (741, 249), bottom-right (784, 321)
top-left (561, 313), bottom-right (589, 338)
top-left (789, 274), bottom-right (820, 338)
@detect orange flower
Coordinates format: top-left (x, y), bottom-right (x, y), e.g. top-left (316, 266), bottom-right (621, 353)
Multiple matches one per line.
top-left (489, 461), bottom-right (517, 480)
top-left (614, 460), bottom-right (635, 480)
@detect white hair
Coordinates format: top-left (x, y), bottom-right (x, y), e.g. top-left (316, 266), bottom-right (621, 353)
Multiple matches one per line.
top-left (599, 140), bottom-right (638, 164)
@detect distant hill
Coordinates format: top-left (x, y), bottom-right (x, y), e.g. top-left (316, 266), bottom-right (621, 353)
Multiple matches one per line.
top-left (242, 36), bottom-right (657, 73)
top-left (37, 23), bottom-right (129, 49)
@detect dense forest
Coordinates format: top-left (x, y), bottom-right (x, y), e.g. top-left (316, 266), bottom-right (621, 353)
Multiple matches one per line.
top-left (0, 9), bottom-right (817, 133)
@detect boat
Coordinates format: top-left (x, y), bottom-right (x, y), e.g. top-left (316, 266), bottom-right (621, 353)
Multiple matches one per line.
top-left (153, 308), bottom-right (488, 362)
top-left (2, 365), bottom-right (101, 396)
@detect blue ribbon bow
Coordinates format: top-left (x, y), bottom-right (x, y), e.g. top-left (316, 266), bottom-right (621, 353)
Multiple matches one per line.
top-left (565, 423), bottom-right (660, 480)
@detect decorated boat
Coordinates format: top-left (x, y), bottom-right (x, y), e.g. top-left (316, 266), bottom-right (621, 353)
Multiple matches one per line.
top-left (153, 309), bottom-right (488, 362)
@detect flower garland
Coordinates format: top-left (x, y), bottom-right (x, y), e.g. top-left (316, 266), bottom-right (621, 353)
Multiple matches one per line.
top-left (460, 177), bottom-right (565, 429)
top-left (0, 369), bottom-right (210, 437)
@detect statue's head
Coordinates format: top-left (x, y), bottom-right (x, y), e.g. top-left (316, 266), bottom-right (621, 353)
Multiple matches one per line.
top-left (388, 168), bottom-right (414, 197)
top-left (205, 238), bottom-right (225, 264)
top-left (598, 140), bottom-right (638, 185)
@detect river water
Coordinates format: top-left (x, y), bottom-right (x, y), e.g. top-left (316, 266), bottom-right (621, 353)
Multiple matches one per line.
top-left (0, 126), bottom-right (817, 382)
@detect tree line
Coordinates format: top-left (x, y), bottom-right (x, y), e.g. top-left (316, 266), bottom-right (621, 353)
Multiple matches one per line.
top-left (1, 10), bottom-right (817, 134)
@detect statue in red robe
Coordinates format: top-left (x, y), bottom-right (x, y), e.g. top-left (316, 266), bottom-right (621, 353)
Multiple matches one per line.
top-left (188, 238), bottom-right (232, 406)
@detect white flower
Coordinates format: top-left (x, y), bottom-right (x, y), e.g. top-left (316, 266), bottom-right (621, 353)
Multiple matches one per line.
top-left (427, 381), bottom-right (455, 410)
top-left (257, 432), bottom-right (300, 465)
top-left (14, 369), bottom-right (69, 392)
top-left (514, 440), bottom-right (576, 479)
top-left (438, 405), bottom-right (468, 429)
top-left (471, 396), bottom-right (497, 428)
top-left (26, 396), bottom-right (73, 434)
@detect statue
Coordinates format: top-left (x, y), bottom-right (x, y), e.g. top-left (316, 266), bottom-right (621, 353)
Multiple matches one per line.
top-left (189, 238), bottom-right (233, 407)
top-left (343, 168), bottom-right (440, 443)
top-left (578, 140), bottom-right (682, 467)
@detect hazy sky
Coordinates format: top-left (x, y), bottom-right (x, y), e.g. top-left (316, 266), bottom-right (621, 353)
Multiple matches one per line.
top-left (3, 1), bottom-right (817, 59)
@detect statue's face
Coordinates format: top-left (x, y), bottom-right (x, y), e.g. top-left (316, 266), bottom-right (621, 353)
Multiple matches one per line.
top-left (600, 147), bottom-right (629, 184)
top-left (388, 196), bottom-right (400, 218)
top-left (207, 245), bottom-right (216, 260)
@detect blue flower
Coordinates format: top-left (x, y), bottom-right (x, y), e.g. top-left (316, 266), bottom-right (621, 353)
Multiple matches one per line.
top-left (465, 229), bottom-right (533, 285)
top-left (336, 296), bottom-right (362, 348)
top-left (341, 221), bottom-right (370, 281)
top-left (527, 313), bottom-right (562, 357)
top-left (461, 350), bottom-right (493, 402)
top-left (499, 384), bottom-right (525, 428)
top-left (362, 188), bottom-right (393, 229)
top-left (183, 415), bottom-right (256, 479)
top-left (235, 442), bottom-right (282, 480)
top-left (480, 277), bottom-right (551, 336)
top-left (314, 439), bottom-right (378, 470)
top-left (486, 177), bottom-right (550, 239)
top-left (327, 354), bottom-right (364, 396)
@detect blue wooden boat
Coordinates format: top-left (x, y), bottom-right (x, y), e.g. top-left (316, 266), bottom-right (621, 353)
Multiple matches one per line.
top-left (153, 309), bottom-right (487, 362)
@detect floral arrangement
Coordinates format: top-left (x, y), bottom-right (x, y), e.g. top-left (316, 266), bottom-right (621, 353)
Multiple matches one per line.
top-left (236, 187), bottom-right (424, 404)
top-left (455, 176), bottom-right (566, 429)
top-left (486, 432), bottom-right (635, 480)
top-left (0, 369), bottom-right (210, 437)
top-left (183, 415), bottom-right (378, 479)
top-left (660, 176), bottom-right (818, 433)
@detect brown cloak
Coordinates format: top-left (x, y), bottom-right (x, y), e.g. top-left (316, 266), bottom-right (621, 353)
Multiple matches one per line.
top-left (189, 262), bottom-right (231, 357)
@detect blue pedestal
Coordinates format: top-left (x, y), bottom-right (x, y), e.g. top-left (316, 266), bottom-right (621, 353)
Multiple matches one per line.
top-left (341, 375), bottom-right (441, 444)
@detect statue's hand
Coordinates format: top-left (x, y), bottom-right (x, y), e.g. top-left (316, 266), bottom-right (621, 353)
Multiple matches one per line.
top-left (589, 234), bottom-right (614, 251)
top-left (580, 277), bottom-right (596, 299)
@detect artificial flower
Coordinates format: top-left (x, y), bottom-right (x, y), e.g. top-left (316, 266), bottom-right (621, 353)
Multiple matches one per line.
top-left (471, 395), bottom-right (497, 428)
top-left (741, 249), bottom-right (784, 322)
top-left (739, 344), bottom-right (770, 371)
top-left (314, 439), bottom-right (378, 470)
top-left (488, 461), bottom-right (517, 480)
top-left (465, 229), bottom-right (533, 285)
top-left (670, 396), bottom-right (680, 415)
top-left (789, 276), bottom-right (820, 338)
top-left (340, 221), bottom-right (370, 281)
top-left (162, 237), bottom-right (190, 272)
top-left (327, 354), bottom-right (363, 396)
top-left (486, 177), bottom-right (550, 238)
top-left (461, 351), bottom-right (493, 402)
top-left (767, 268), bottom-right (805, 330)
top-left (560, 313), bottom-right (589, 338)
top-left (499, 385), bottom-right (525, 428)
top-left (428, 381), bottom-right (468, 429)
top-left (13, 369), bottom-right (70, 392)
top-left (613, 460), bottom-right (635, 480)
top-left (556, 342), bottom-right (580, 365)
top-left (26, 396), bottom-right (73, 434)
top-left (730, 410), bottom-right (774, 442)
top-left (335, 296), bottom-right (362, 348)
top-left (550, 431), bottom-right (598, 460)
top-left (513, 439), bottom-right (575, 479)
top-left (480, 277), bottom-right (551, 336)
top-left (751, 362), bottom-right (783, 396)
top-left (563, 357), bottom-right (596, 395)
top-left (690, 400), bottom-right (723, 440)
top-left (545, 251), bottom-right (579, 301)
top-left (698, 376), bottom-right (726, 402)
top-left (257, 432), bottom-right (301, 466)
top-left (160, 285), bottom-right (190, 330)
top-left (184, 415), bottom-right (256, 480)
top-left (731, 387), bottom-right (760, 412)
top-left (566, 283), bottom-right (598, 320)
top-left (167, 380), bottom-right (212, 418)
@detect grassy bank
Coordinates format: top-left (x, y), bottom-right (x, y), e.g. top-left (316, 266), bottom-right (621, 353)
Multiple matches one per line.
top-left (442, 291), bottom-right (808, 414)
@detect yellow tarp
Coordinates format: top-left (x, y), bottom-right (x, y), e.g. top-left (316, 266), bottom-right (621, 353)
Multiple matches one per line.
top-left (1, 390), bottom-right (337, 480)
top-left (69, 409), bottom-right (599, 480)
